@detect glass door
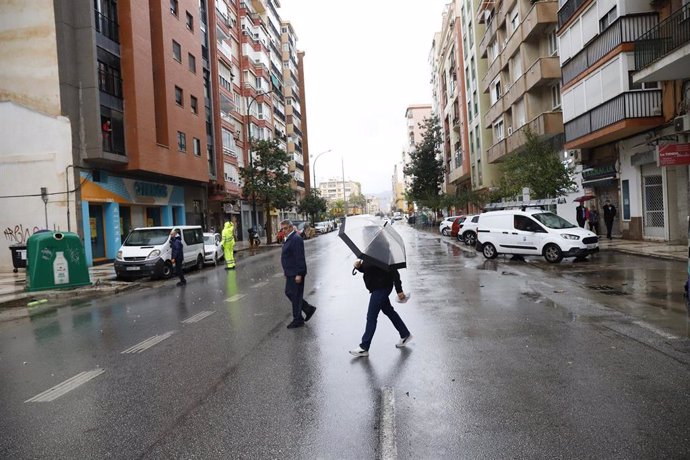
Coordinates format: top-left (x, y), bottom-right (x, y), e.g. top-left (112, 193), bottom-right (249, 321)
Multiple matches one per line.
top-left (89, 204), bottom-right (106, 260)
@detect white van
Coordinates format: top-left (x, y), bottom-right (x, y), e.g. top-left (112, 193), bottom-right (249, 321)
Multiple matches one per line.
top-left (476, 209), bottom-right (598, 263)
top-left (114, 225), bottom-right (205, 279)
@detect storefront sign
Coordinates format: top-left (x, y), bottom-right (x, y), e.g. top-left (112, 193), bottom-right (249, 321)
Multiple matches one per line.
top-left (658, 144), bottom-right (690, 167)
top-left (582, 164), bottom-right (616, 185)
top-left (134, 181), bottom-right (168, 198)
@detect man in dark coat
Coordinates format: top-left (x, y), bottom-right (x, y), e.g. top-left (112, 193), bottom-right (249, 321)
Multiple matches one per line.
top-left (280, 220), bottom-right (316, 329)
top-left (170, 229), bottom-right (186, 286)
top-left (575, 204), bottom-right (587, 228)
top-left (603, 200), bottom-right (617, 239)
top-left (349, 259), bottom-right (412, 357)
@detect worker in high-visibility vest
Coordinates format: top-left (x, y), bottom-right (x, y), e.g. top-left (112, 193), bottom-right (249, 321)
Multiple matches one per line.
top-left (221, 221), bottom-right (236, 270)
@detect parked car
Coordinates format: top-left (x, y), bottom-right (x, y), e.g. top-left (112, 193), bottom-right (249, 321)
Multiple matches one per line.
top-left (315, 222), bottom-right (329, 234)
top-left (115, 225), bottom-right (205, 280)
top-left (449, 216), bottom-right (468, 239)
top-left (460, 215), bottom-right (480, 245)
top-left (439, 216), bottom-right (463, 236)
top-left (475, 209), bottom-right (599, 263)
top-left (203, 232), bottom-right (223, 265)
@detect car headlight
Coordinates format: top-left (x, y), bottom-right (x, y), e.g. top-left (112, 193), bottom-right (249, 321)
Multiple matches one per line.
top-left (117, 250), bottom-right (123, 260)
top-left (147, 249), bottom-right (161, 260)
top-left (561, 234), bottom-right (580, 240)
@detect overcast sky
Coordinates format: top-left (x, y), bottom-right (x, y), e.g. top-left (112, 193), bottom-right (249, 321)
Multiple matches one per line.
top-left (279, 1), bottom-right (449, 196)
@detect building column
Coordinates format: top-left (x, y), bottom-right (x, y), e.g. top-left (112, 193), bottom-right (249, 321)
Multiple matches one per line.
top-left (81, 201), bottom-right (93, 266)
top-left (161, 206), bottom-right (173, 226)
top-left (103, 202), bottom-right (121, 259)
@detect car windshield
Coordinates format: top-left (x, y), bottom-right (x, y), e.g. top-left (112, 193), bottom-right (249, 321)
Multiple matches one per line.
top-left (124, 229), bottom-right (170, 246)
top-left (532, 212), bottom-right (577, 229)
top-left (203, 235), bottom-right (215, 244)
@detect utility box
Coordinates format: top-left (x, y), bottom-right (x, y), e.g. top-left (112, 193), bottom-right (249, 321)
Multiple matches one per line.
top-left (26, 232), bottom-right (91, 292)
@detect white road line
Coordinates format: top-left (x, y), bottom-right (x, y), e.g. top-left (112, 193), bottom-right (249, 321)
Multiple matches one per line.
top-left (121, 331), bottom-right (176, 354)
top-left (224, 294), bottom-right (247, 303)
top-left (181, 311), bottom-right (215, 324)
top-left (379, 386), bottom-right (398, 460)
top-left (25, 369), bottom-right (105, 403)
top-left (632, 321), bottom-right (679, 340)
top-left (250, 281), bottom-right (269, 289)
top-left (273, 272), bottom-right (284, 278)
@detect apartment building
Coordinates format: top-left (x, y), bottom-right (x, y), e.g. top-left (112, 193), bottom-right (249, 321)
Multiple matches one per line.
top-left (477, 0), bottom-right (564, 169)
top-left (558, 0), bottom-right (689, 242)
top-left (318, 179), bottom-right (361, 202)
top-left (399, 104), bottom-right (432, 212)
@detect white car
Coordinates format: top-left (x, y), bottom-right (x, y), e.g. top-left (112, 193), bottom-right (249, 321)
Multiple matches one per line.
top-left (476, 209), bottom-right (599, 263)
top-left (315, 222), bottom-right (329, 234)
top-left (203, 232), bottom-right (224, 265)
top-left (439, 215), bottom-right (463, 236)
top-left (460, 215), bottom-right (480, 245)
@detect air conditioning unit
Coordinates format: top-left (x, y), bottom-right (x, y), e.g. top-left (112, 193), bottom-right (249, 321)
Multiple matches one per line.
top-left (507, 127), bottom-right (513, 136)
top-left (674, 114), bottom-right (690, 132)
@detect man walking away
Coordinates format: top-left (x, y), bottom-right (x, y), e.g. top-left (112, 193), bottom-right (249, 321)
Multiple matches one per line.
top-left (349, 259), bottom-right (412, 357)
top-left (575, 204), bottom-right (586, 228)
top-left (603, 200), bottom-right (617, 240)
top-left (170, 229), bottom-right (186, 286)
top-left (280, 219), bottom-right (317, 329)
top-left (221, 221), bottom-right (236, 270)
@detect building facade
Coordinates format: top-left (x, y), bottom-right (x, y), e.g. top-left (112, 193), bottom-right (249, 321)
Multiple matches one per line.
top-left (397, 105), bottom-right (432, 213)
top-left (318, 179), bottom-right (361, 202)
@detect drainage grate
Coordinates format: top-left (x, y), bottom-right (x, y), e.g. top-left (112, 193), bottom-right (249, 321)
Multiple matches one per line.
top-left (588, 285), bottom-right (628, 296)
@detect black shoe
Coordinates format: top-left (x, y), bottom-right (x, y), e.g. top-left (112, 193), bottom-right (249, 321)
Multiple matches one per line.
top-left (225, 266), bottom-right (231, 270)
top-left (303, 305), bottom-right (317, 322)
top-left (286, 320), bottom-right (305, 329)
top-left (176, 281), bottom-right (186, 286)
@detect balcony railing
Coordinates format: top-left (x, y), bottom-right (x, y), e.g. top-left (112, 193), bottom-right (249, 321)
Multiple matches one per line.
top-left (557, 0), bottom-right (587, 29)
top-left (635, 3), bottom-right (690, 71)
top-left (565, 90), bottom-right (662, 143)
top-left (98, 68), bottom-right (123, 99)
top-left (95, 11), bottom-right (119, 43)
top-left (562, 14), bottom-right (658, 86)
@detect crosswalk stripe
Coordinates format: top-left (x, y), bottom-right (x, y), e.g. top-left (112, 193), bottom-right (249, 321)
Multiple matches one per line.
top-left (250, 281), bottom-right (269, 289)
top-left (25, 369), bottom-right (105, 403)
top-left (224, 294), bottom-right (246, 303)
top-left (121, 331), bottom-right (176, 354)
top-left (181, 311), bottom-right (215, 324)
top-left (273, 272), bottom-right (284, 278)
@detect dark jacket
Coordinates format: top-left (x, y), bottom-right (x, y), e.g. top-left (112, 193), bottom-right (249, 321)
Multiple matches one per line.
top-left (356, 261), bottom-right (403, 294)
top-left (603, 204), bottom-right (616, 222)
top-left (170, 235), bottom-right (184, 261)
top-left (281, 231), bottom-right (307, 277)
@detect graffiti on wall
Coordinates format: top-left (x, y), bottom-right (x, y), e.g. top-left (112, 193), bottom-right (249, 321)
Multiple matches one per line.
top-left (3, 224), bottom-right (63, 245)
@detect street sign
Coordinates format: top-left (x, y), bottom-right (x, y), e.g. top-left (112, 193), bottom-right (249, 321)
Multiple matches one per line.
top-left (658, 144), bottom-right (690, 167)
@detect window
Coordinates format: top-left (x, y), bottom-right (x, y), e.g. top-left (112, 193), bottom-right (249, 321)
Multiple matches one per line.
top-left (628, 72), bottom-right (659, 90)
top-left (172, 40), bottom-right (181, 61)
top-left (190, 95), bottom-right (198, 114)
top-left (547, 30), bottom-right (558, 56)
top-left (185, 11), bottom-right (193, 31)
top-left (551, 83), bottom-right (561, 109)
top-left (170, 0), bottom-right (178, 16)
top-left (188, 53), bottom-right (196, 73)
top-left (493, 120), bottom-right (504, 141)
top-left (508, 8), bottom-right (519, 35)
top-left (193, 137), bottom-right (201, 156)
top-left (175, 86), bottom-right (183, 105)
top-left (599, 6), bottom-right (617, 32)
top-left (490, 78), bottom-right (502, 105)
top-left (177, 131), bottom-right (186, 151)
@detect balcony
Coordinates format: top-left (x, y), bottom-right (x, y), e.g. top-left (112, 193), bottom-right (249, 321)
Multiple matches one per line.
top-left (484, 99), bottom-right (505, 129)
top-left (525, 57), bottom-right (561, 91)
top-left (506, 112), bottom-right (564, 155)
top-left (487, 139), bottom-right (507, 164)
top-left (564, 90), bottom-right (663, 148)
top-left (95, 10), bottom-right (119, 43)
top-left (562, 14), bottom-right (658, 87)
top-left (634, 3), bottom-right (690, 83)
top-left (523, 1), bottom-right (558, 41)
top-left (503, 75), bottom-right (526, 109)
top-left (504, 24), bottom-right (523, 60)
top-left (482, 55), bottom-right (503, 93)
top-left (557, 0), bottom-right (589, 30)
top-left (479, 17), bottom-right (498, 58)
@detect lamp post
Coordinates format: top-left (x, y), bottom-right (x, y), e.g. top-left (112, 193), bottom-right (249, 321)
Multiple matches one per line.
top-left (244, 87), bottom-right (274, 231)
top-left (40, 187), bottom-right (49, 229)
top-left (311, 148), bottom-right (332, 193)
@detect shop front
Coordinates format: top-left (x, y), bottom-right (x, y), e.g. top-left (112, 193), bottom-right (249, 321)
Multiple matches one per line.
top-left (581, 163), bottom-right (620, 237)
top-left (79, 171), bottom-right (187, 265)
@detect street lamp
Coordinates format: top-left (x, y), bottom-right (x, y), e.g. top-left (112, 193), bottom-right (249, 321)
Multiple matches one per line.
top-left (311, 148), bottom-right (332, 193)
top-left (40, 187), bottom-right (49, 229)
top-left (244, 87), bottom-right (274, 231)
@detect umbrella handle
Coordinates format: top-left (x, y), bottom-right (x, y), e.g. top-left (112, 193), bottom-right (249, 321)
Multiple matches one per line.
top-left (352, 268), bottom-right (358, 276)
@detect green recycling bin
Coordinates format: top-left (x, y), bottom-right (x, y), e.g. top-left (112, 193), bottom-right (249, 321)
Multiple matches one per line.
top-left (26, 231), bottom-right (91, 292)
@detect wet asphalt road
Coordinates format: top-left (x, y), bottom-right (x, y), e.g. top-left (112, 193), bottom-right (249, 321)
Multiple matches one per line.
top-left (1, 223), bottom-right (690, 459)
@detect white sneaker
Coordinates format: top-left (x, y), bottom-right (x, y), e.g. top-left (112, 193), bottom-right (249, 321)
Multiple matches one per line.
top-left (396, 335), bottom-right (413, 348)
top-left (349, 346), bottom-right (369, 357)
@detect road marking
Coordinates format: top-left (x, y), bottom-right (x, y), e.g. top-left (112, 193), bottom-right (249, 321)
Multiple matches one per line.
top-left (632, 321), bottom-right (679, 340)
top-left (25, 369), bottom-right (105, 403)
top-left (121, 331), bottom-right (176, 354)
top-left (224, 294), bottom-right (246, 303)
top-left (273, 272), bottom-right (284, 278)
top-left (250, 281), bottom-right (269, 289)
top-left (379, 386), bottom-right (398, 460)
top-left (181, 311), bottom-right (215, 324)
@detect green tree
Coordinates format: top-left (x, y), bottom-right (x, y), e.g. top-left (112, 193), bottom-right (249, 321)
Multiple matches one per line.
top-left (329, 199), bottom-right (345, 217)
top-left (298, 189), bottom-right (328, 224)
top-left (349, 193), bottom-right (367, 214)
top-left (492, 128), bottom-right (575, 200)
top-left (240, 139), bottom-right (293, 244)
top-left (403, 116), bottom-right (445, 210)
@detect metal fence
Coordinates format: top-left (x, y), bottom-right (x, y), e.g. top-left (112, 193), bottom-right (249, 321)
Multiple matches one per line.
top-left (635, 3), bottom-right (690, 70)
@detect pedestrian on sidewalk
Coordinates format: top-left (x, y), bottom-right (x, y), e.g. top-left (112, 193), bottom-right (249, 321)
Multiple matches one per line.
top-left (221, 221), bottom-right (236, 270)
top-left (349, 259), bottom-right (412, 357)
top-left (170, 229), bottom-right (186, 286)
top-left (576, 204), bottom-right (587, 228)
top-left (588, 209), bottom-right (600, 234)
top-left (603, 200), bottom-right (617, 239)
top-left (280, 219), bottom-right (316, 329)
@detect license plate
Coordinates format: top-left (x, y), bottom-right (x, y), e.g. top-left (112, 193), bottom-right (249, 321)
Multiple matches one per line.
top-left (587, 244), bottom-right (597, 249)
top-left (126, 266), bottom-right (141, 271)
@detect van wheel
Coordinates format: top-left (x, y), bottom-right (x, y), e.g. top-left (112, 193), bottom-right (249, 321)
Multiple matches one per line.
top-left (196, 255), bottom-right (204, 271)
top-left (543, 244), bottom-right (563, 263)
top-left (464, 231), bottom-right (477, 246)
top-left (162, 262), bottom-right (173, 279)
top-left (482, 243), bottom-right (498, 259)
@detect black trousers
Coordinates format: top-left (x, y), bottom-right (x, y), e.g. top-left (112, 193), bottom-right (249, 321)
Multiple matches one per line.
top-left (175, 258), bottom-right (186, 283)
top-left (605, 220), bottom-right (614, 238)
